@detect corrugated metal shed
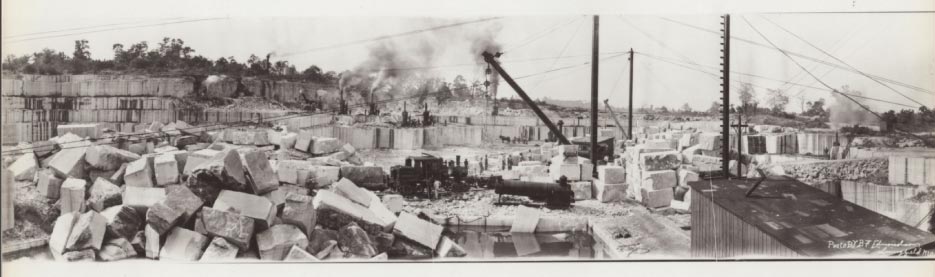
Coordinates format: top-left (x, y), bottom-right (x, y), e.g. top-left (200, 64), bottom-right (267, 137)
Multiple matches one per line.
top-left (689, 177), bottom-right (935, 258)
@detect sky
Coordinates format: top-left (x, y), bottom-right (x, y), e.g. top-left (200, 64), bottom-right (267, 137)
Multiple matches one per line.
top-left (2, 0), bottom-right (933, 113)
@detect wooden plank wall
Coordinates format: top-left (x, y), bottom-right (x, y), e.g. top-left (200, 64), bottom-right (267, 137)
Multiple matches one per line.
top-left (690, 189), bottom-right (800, 258)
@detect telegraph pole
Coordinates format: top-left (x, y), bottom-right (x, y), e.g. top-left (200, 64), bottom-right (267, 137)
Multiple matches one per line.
top-left (590, 15), bottom-right (600, 174)
top-left (627, 48), bottom-right (634, 140)
top-left (720, 14), bottom-right (731, 178)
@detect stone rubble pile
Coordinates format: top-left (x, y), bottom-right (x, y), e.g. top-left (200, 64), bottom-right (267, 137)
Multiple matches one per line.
top-left (3, 120), bottom-right (468, 262)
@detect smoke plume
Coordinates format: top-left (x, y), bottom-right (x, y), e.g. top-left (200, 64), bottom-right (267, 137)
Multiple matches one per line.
top-left (469, 23), bottom-right (503, 99)
top-left (829, 86), bottom-right (879, 126)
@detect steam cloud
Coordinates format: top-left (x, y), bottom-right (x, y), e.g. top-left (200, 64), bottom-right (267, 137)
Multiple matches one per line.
top-left (829, 86), bottom-right (879, 126)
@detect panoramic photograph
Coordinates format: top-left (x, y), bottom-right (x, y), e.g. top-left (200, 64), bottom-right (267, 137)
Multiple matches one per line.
top-left (1, 0), bottom-right (933, 274)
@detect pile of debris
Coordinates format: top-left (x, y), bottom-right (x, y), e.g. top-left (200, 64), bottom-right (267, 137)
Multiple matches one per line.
top-left (3, 120), bottom-right (468, 262)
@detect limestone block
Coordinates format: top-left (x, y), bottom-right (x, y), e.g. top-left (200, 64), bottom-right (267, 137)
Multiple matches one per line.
top-left (37, 169), bottom-right (64, 199)
top-left (125, 157), bottom-right (155, 187)
top-left (10, 152), bottom-right (38, 181)
top-left (200, 207), bottom-right (255, 249)
top-left (570, 181), bottom-right (592, 200)
top-left (641, 170), bottom-right (677, 190)
top-left (282, 193), bottom-right (316, 237)
top-left (88, 177), bottom-right (122, 212)
top-left (257, 224), bottom-right (309, 260)
top-left (60, 178), bottom-right (87, 214)
top-left (312, 137), bottom-right (342, 155)
top-left (593, 179), bottom-right (627, 203)
top-left (394, 212), bottom-right (444, 250)
top-left (214, 190), bottom-right (277, 230)
top-left (182, 149), bottom-right (222, 176)
top-left (160, 227), bottom-right (210, 261)
top-left (640, 188), bottom-right (674, 208)
top-left (122, 186), bottom-right (166, 211)
top-left (200, 237), bottom-right (240, 261)
top-left (597, 165), bottom-right (626, 184)
top-left (243, 150), bottom-right (278, 194)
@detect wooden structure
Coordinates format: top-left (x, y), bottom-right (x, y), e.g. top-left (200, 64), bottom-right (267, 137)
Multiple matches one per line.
top-left (689, 177), bottom-right (935, 258)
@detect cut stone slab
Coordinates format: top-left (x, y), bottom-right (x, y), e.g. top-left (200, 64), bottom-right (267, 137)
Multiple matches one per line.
top-left (593, 179), bottom-right (627, 203)
top-left (339, 166), bottom-right (386, 190)
top-left (549, 163), bottom-right (581, 182)
top-left (295, 132), bottom-right (314, 152)
top-left (153, 154), bottom-right (180, 186)
top-left (381, 194), bottom-right (405, 214)
top-left (364, 190), bottom-right (398, 231)
top-left (334, 178), bottom-right (372, 207)
top-left (257, 224), bottom-right (309, 260)
top-left (163, 185), bottom-right (204, 224)
top-left (10, 152), bottom-right (38, 181)
top-left (88, 177), bottom-right (122, 212)
top-left (85, 145), bottom-right (140, 171)
top-left (160, 227), bottom-right (210, 261)
top-left (243, 150), bottom-right (278, 194)
top-left (393, 212), bottom-right (444, 250)
top-left (641, 188), bottom-right (674, 208)
top-left (144, 224), bottom-right (160, 259)
top-left (339, 222), bottom-right (377, 258)
top-left (509, 206), bottom-right (540, 233)
top-left (65, 210), bottom-right (107, 251)
top-left (201, 207), bottom-right (255, 249)
top-left (99, 238), bottom-right (137, 261)
top-left (597, 165), bottom-right (626, 184)
top-left (37, 169), bottom-right (64, 199)
top-left (122, 186), bottom-right (166, 211)
top-left (284, 245), bottom-right (319, 261)
top-left (60, 178), bottom-right (87, 214)
top-left (436, 236), bottom-right (467, 258)
top-left (262, 187), bottom-right (287, 208)
top-left (146, 202), bottom-right (183, 235)
top-left (213, 190), bottom-right (277, 230)
top-left (311, 166), bottom-right (340, 188)
top-left (49, 212), bottom-right (78, 261)
top-left (277, 160), bottom-right (314, 186)
top-left (282, 193), bottom-right (316, 237)
top-left (124, 157), bottom-right (155, 187)
top-left (312, 137), bottom-right (342, 155)
top-left (101, 205), bottom-right (143, 240)
top-left (182, 149), bottom-right (222, 176)
top-left (313, 190), bottom-right (390, 235)
top-left (48, 138), bottom-right (91, 179)
top-left (641, 170), bottom-right (677, 190)
top-left (512, 233), bottom-right (541, 256)
top-left (200, 237), bottom-right (240, 261)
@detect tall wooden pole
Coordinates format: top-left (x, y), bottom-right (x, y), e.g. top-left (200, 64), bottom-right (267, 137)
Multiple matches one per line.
top-left (591, 15), bottom-right (600, 173)
top-left (628, 48), bottom-right (634, 140)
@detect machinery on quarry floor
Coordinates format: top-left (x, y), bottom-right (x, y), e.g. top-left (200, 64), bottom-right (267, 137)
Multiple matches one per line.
top-left (388, 154), bottom-right (472, 198)
top-left (494, 176), bottom-right (575, 209)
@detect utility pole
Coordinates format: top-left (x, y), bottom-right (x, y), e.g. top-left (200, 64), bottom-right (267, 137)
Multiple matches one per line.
top-left (720, 14), bottom-right (731, 178)
top-left (627, 48), bottom-right (634, 140)
top-left (591, 15), bottom-right (600, 174)
top-left (731, 109), bottom-right (747, 178)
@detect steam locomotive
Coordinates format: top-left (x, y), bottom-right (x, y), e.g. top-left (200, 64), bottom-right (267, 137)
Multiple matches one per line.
top-left (388, 154), bottom-right (500, 198)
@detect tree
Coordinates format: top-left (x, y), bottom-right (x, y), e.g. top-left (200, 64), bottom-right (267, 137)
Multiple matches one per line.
top-left (766, 88), bottom-right (789, 114)
top-left (707, 101), bottom-right (721, 115)
top-left (803, 98), bottom-right (827, 117)
top-left (680, 103), bottom-right (692, 113)
top-left (881, 110), bottom-right (898, 133)
top-left (738, 82), bottom-right (757, 114)
top-left (451, 75), bottom-right (468, 97)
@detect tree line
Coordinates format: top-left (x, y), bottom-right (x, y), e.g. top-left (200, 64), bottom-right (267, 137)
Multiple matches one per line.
top-left (2, 38), bottom-right (339, 83)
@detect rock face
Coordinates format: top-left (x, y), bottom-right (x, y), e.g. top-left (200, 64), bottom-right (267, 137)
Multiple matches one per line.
top-left (200, 207), bottom-right (255, 249)
top-left (256, 224), bottom-right (309, 260)
top-left (85, 145), bottom-right (140, 171)
top-left (88, 177), bottom-right (122, 212)
top-left (338, 222), bottom-right (377, 258)
top-left (779, 158), bottom-right (887, 186)
top-left (200, 237), bottom-right (240, 261)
